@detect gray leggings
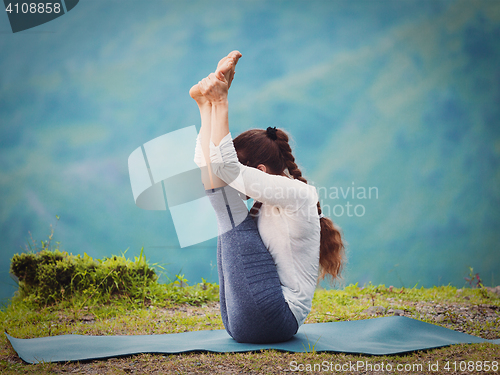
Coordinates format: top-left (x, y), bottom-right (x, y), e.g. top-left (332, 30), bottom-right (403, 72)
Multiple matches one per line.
top-left (206, 186), bottom-right (298, 343)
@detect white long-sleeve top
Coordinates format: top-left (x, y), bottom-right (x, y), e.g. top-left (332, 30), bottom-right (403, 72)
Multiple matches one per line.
top-left (195, 132), bottom-right (320, 326)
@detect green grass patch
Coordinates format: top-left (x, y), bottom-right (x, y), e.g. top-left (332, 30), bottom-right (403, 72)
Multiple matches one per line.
top-left (9, 248), bottom-right (219, 310)
top-left (0, 284), bottom-right (499, 374)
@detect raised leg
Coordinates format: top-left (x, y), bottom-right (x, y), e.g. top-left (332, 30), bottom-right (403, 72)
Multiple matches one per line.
top-left (206, 186), bottom-right (298, 343)
top-left (190, 51), bottom-right (241, 190)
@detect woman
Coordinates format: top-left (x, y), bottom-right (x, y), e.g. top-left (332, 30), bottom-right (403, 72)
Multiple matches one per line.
top-left (190, 51), bottom-right (345, 343)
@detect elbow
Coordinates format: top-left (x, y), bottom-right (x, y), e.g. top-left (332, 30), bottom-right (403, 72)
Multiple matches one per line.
top-left (211, 162), bottom-right (241, 185)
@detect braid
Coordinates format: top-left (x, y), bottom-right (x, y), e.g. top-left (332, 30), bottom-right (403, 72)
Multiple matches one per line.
top-left (249, 201), bottom-right (262, 219)
top-left (276, 128), bottom-right (345, 282)
top-left (275, 130), bottom-right (308, 184)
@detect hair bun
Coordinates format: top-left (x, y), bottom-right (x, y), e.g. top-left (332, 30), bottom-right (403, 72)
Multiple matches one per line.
top-left (266, 126), bottom-right (278, 140)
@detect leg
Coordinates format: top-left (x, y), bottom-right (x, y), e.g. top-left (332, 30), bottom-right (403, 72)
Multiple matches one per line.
top-left (206, 186), bottom-right (248, 337)
top-left (206, 186), bottom-right (298, 343)
top-left (190, 94), bottom-right (226, 190)
top-left (190, 51), bottom-right (242, 331)
top-left (216, 231), bottom-right (231, 337)
top-left (190, 51), bottom-right (241, 190)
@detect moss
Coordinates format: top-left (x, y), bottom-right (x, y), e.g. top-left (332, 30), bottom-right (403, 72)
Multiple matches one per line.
top-left (9, 249), bottom-right (218, 308)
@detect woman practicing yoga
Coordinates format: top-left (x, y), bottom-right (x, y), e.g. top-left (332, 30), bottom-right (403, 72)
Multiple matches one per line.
top-left (190, 51), bottom-right (345, 344)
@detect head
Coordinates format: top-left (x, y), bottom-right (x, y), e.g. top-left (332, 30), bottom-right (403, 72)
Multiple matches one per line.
top-left (233, 127), bottom-right (306, 181)
top-left (233, 127), bottom-right (345, 282)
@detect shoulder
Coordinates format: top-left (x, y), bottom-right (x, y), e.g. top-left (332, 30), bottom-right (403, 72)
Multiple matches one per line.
top-left (277, 178), bottom-right (318, 212)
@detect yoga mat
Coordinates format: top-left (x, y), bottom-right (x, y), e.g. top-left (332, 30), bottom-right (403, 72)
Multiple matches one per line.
top-left (6, 316), bottom-right (499, 364)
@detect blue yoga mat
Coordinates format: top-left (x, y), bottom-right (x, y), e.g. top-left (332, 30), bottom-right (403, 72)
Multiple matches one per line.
top-left (6, 316), bottom-right (499, 364)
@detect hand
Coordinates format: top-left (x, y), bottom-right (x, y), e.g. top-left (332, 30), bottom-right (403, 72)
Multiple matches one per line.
top-left (198, 71), bottom-right (228, 104)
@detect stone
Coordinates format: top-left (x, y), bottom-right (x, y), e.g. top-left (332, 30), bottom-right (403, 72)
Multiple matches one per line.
top-left (486, 286), bottom-right (500, 295)
top-left (436, 314), bottom-right (446, 322)
top-left (362, 306), bottom-right (386, 315)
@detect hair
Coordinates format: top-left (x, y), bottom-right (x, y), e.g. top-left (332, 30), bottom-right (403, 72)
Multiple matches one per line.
top-left (233, 127), bottom-right (345, 282)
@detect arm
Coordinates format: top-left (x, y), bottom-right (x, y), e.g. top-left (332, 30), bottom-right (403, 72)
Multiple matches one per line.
top-left (210, 133), bottom-right (317, 211)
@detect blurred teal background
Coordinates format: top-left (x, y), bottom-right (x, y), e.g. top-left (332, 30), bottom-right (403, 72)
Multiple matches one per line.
top-left (1, 0), bottom-right (499, 302)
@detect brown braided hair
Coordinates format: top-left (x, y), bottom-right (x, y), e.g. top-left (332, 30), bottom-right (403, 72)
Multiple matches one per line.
top-left (233, 127), bottom-right (345, 281)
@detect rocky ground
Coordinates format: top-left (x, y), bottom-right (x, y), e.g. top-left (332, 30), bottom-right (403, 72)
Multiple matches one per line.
top-left (361, 286), bottom-right (500, 340)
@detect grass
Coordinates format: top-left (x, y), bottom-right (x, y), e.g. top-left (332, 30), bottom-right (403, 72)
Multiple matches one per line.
top-left (0, 284), bottom-right (499, 374)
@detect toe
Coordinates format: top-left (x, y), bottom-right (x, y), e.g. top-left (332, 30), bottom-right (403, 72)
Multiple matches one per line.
top-left (229, 50), bottom-right (242, 58)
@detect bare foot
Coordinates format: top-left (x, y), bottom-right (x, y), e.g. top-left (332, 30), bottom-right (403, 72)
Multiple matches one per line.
top-left (189, 82), bottom-right (208, 106)
top-left (216, 50), bottom-right (242, 88)
top-left (189, 50), bottom-right (242, 105)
